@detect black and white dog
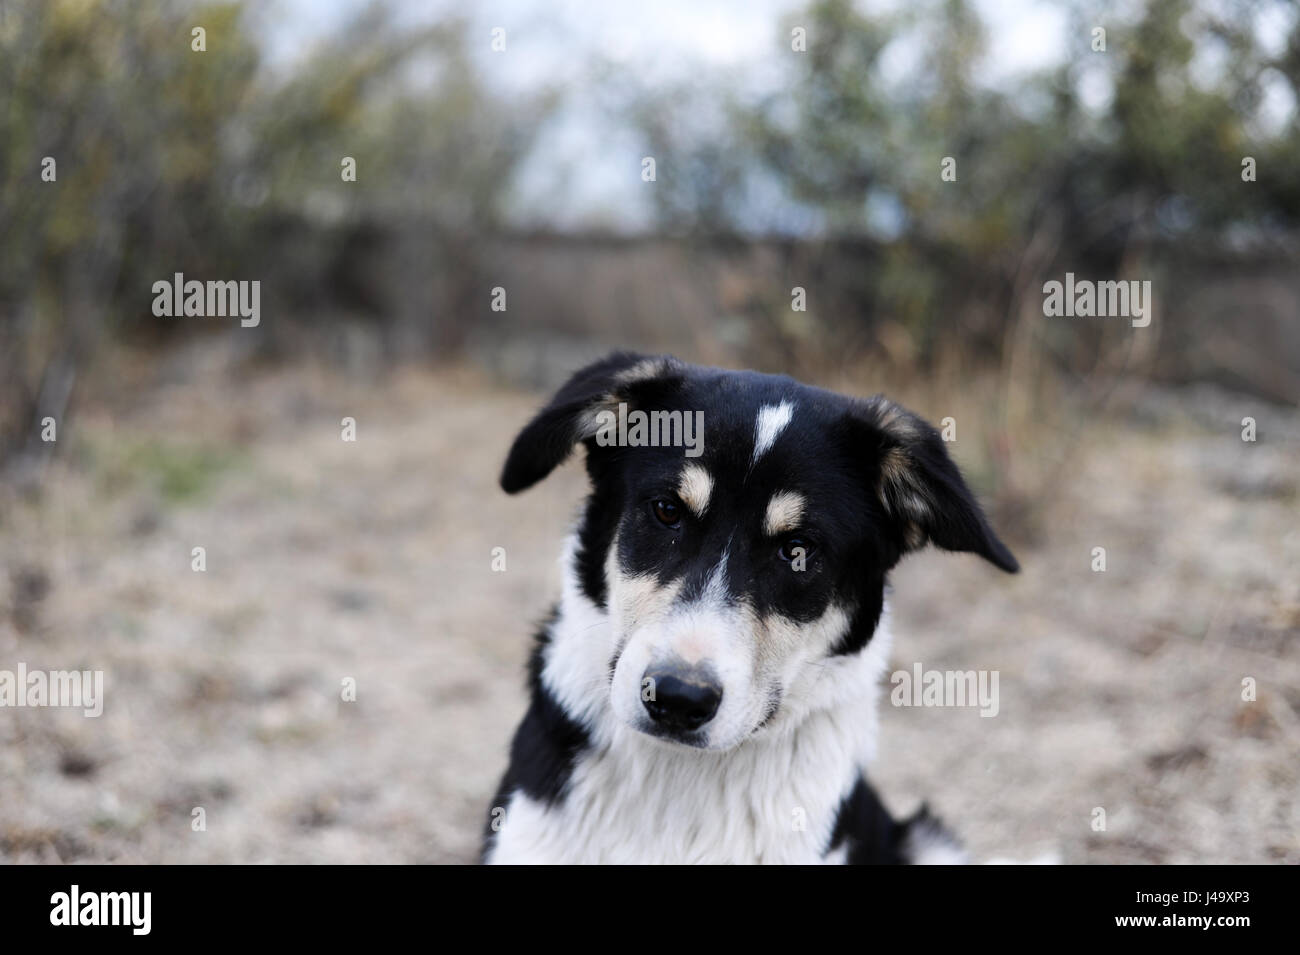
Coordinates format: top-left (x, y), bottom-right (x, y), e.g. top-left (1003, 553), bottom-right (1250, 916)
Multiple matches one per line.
top-left (484, 353), bottom-right (1018, 864)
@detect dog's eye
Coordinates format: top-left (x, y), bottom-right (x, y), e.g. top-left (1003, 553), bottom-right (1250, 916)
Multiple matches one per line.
top-left (651, 499), bottom-right (682, 528)
top-left (778, 538), bottom-right (814, 563)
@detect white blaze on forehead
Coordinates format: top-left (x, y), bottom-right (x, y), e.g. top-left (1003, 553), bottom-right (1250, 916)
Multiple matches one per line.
top-left (752, 401), bottom-right (795, 464)
top-left (763, 490), bottom-right (806, 536)
top-left (677, 463), bottom-right (714, 517)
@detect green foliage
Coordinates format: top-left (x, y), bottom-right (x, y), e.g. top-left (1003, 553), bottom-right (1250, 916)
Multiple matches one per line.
top-left (111, 440), bottom-right (245, 504)
top-left (644, 0), bottom-right (1299, 239)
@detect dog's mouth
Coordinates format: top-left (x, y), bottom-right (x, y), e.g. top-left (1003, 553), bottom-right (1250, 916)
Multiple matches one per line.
top-left (624, 706), bottom-right (780, 752)
top-left (639, 722), bottom-right (710, 749)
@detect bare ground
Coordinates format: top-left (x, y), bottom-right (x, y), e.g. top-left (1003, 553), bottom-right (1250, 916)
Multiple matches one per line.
top-left (1, 351), bottom-right (1297, 863)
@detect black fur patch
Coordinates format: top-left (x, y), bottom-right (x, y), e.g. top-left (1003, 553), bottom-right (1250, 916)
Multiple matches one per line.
top-left (482, 609), bottom-right (591, 858)
top-left (827, 777), bottom-right (955, 865)
top-left (829, 574), bottom-right (888, 657)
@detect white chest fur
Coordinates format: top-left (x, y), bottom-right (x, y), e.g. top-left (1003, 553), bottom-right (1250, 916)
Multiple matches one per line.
top-left (489, 702), bottom-right (876, 864)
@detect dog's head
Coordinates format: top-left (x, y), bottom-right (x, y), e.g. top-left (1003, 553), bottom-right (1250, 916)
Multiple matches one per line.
top-left (502, 352), bottom-right (1017, 751)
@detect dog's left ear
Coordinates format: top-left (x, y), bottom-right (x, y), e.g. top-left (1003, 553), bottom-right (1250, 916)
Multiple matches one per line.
top-left (501, 351), bottom-right (684, 494)
top-left (851, 396), bottom-right (1019, 573)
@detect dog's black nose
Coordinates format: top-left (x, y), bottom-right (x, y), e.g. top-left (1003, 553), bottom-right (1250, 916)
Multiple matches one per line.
top-left (642, 665), bottom-right (722, 732)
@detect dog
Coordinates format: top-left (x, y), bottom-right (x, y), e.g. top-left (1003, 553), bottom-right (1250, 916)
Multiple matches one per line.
top-left (483, 353), bottom-right (1018, 864)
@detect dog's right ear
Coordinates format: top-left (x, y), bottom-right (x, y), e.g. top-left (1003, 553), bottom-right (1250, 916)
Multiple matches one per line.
top-left (501, 352), bottom-right (683, 494)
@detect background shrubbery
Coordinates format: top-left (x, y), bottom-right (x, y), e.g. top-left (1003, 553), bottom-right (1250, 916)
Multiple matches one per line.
top-left (2, 0), bottom-right (1297, 456)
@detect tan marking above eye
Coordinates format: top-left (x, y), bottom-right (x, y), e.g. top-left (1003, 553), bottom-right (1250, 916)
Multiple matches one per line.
top-left (677, 464), bottom-right (714, 518)
top-left (763, 490), bottom-right (806, 537)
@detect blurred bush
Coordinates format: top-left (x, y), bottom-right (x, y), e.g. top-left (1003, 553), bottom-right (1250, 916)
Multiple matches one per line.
top-left (617, 0), bottom-right (1300, 395)
top-left (0, 0), bottom-right (555, 461)
top-left (2, 0), bottom-right (1297, 468)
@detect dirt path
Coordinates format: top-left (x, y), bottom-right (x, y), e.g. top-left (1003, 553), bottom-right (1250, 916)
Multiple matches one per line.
top-left (2, 357), bottom-right (1296, 863)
